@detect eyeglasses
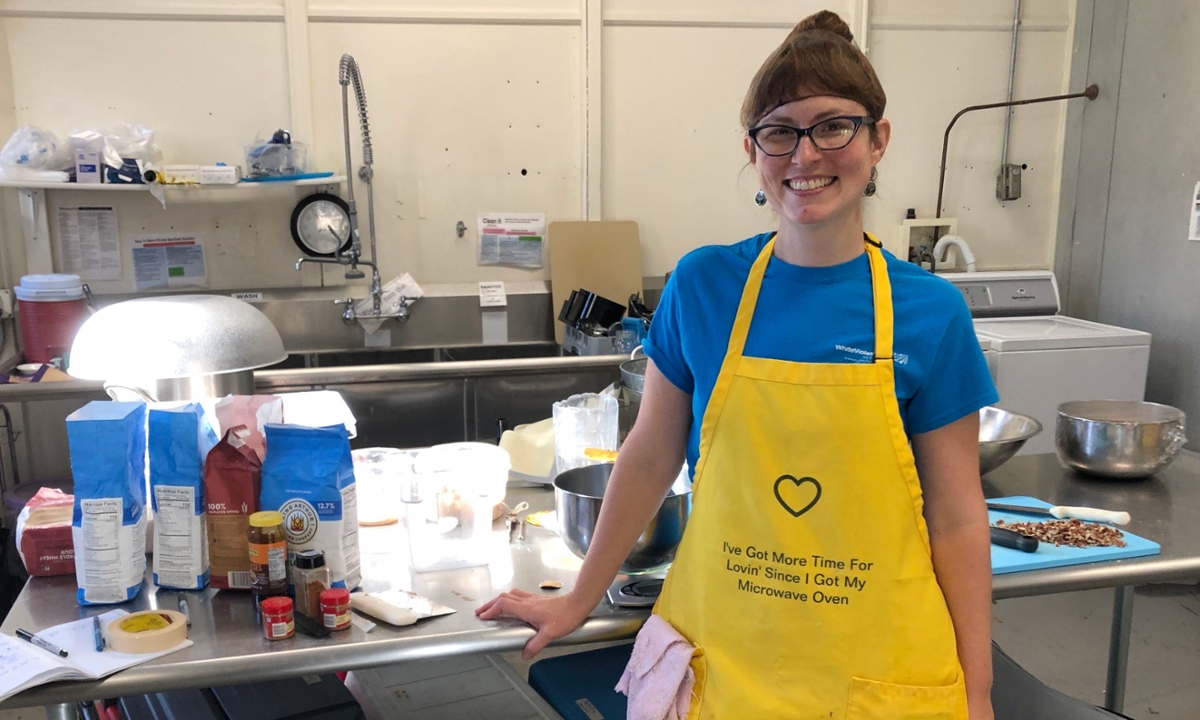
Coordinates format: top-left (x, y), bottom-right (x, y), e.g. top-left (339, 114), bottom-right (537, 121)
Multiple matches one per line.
top-left (748, 116), bottom-right (875, 156)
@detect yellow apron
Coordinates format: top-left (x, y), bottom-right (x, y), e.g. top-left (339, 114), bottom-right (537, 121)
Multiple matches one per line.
top-left (654, 236), bottom-right (968, 719)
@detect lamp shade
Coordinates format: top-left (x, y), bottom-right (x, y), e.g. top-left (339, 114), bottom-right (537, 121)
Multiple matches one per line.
top-left (69, 295), bottom-right (287, 381)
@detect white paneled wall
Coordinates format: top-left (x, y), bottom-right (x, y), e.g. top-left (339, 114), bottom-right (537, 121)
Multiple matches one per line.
top-left (0, 0), bottom-right (1077, 291)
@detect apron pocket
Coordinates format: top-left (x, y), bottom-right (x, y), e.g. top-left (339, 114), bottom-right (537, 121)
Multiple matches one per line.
top-left (845, 674), bottom-right (968, 720)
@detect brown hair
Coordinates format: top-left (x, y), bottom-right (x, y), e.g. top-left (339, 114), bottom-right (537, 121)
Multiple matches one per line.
top-left (740, 10), bottom-right (886, 132)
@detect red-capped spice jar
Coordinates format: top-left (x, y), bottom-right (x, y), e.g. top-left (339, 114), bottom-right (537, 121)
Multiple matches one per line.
top-left (261, 596), bottom-right (295, 640)
top-left (320, 588), bottom-right (351, 631)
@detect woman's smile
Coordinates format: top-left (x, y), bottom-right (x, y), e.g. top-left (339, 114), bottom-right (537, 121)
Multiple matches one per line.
top-left (785, 176), bottom-right (837, 194)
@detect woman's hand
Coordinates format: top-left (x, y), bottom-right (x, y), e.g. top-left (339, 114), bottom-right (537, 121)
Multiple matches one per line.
top-left (475, 588), bottom-right (595, 660)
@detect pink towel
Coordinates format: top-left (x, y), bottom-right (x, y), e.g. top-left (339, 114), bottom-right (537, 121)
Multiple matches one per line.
top-left (615, 615), bottom-right (696, 720)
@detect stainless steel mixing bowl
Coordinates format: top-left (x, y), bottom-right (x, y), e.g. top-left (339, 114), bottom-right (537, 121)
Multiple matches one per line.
top-left (553, 463), bottom-right (691, 574)
top-left (979, 406), bottom-right (1043, 475)
top-left (1056, 400), bottom-right (1187, 479)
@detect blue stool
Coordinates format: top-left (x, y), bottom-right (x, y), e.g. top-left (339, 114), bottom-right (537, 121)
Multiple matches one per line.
top-left (528, 644), bottom-right (633, 720)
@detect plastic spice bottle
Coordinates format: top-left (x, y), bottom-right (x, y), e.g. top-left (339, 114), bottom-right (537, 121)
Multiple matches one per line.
top-left (320, 588), bottom-right (352, 631)
top-left (247, 511), bottom-right (288, 605)
top-left (261, 596), bottom-right (295, 640)
top-left (292, 549), bottom-right (330, 620)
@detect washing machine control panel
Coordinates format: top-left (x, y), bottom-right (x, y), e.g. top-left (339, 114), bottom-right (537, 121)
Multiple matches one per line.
top-left (944, 272), bottom-right (1060, 318)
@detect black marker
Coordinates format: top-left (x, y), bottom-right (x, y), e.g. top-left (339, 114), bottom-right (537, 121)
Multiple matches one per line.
top-left (92, 616), bottom-right (105, 652)
top-left (15, 628), bottom-right (68, 657)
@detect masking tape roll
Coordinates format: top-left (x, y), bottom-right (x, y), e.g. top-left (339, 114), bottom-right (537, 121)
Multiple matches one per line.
top-left (107, 610), bottom-right (189, 653)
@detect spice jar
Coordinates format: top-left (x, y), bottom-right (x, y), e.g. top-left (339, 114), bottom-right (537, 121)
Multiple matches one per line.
top-left (261, 596), bottom-right (295, 640)
top-left (292, 549), bottom-right (330, 620)
top-left (248, 511), bottom-right (287, 605)
top-left (320, 588), bottom-right (351, 631)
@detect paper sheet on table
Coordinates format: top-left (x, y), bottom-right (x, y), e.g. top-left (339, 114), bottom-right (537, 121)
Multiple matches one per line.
top-left (57, 206), bottom-right (121, 280)
top-left (357, 273), bottom-right (423, 334)
top-left (131, 233), bottom-right (207, 291)
top-left (478, 213), bottom-right (545, 268)
top-left (0, 609), bottom-right (192, 704)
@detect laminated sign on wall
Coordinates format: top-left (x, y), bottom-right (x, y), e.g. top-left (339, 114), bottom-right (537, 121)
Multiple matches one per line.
top-left (131, 233), bottom-right (207, 291)
top-left (478, 213), bottom-right (545, 268)
top-left (57, 207), bottom-right (121, 281)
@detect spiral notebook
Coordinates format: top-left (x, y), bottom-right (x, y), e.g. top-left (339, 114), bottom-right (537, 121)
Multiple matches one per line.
top-left (0, 609), bottom-right (192, 704)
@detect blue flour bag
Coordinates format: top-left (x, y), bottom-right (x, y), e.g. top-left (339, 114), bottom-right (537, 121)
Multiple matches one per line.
top-left (67, 401), bottom-right (148, 605)
top-left (260, 424), bottom-right (360, 589)
top-left (149, 403), bottom-right (218, 590)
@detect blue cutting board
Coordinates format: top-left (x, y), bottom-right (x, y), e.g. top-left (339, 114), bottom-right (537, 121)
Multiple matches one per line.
top-left (990, 496), bottom-right (1160, 575)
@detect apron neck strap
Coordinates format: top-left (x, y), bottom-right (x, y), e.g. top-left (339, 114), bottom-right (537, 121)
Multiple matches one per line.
top-left (865, 236), bottom-right (894, 362)
top-left (728, 233), bottom-right (895, 363)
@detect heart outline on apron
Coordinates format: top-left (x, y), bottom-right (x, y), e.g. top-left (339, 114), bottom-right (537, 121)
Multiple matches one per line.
top-left (772, 474), bottom-right (822, 517)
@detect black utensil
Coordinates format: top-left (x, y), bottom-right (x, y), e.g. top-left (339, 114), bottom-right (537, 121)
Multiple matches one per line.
top-left (990, 526), bottom-right (1039, 553)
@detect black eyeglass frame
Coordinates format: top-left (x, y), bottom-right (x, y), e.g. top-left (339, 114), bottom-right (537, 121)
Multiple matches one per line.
top-left (748, 116), bottom-right (876, 156)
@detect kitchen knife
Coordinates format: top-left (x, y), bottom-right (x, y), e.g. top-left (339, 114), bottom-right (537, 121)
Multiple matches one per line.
top-left (990, 526), bottom-right (1039, 553)
top-left (986, 502), bottom-right (1130, 526)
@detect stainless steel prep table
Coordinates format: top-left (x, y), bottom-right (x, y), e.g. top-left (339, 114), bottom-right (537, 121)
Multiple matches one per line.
top-left (5, 451), bottom-right (1200, 716)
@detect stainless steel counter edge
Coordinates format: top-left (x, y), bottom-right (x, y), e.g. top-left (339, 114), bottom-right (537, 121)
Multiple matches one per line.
top-left (0, 354), bottom-right (625, 401)
top-left (991, 557), bottom-right (1200, 599)
top-left (1, 614), bottom-right (646, 708)
top-left (256, 354), bottom-right (624, 388)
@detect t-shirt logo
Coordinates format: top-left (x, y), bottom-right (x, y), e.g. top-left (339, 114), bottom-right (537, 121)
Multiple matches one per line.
top-left (773, 475), bottom-right (822, 517)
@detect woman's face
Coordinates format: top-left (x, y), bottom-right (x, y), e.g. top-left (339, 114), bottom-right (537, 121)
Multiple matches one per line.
top-left (746, 95), bottom-right (890, 228)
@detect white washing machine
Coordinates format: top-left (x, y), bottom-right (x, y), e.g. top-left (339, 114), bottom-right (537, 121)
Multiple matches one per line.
top-left (945, 271), bottom-right (1151, 455)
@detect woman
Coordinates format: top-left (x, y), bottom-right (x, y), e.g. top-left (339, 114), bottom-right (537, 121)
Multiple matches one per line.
top-left (479, 10), bottom-right (997, 719)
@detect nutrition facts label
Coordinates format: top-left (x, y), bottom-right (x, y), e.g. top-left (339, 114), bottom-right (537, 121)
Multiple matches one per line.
top-left (154, 486), bottom-right (203, 589)
top-left (78, 498), bottom-right (123, 601)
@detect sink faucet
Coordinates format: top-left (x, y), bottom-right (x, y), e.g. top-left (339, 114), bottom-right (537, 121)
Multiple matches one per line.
top-left (295, 256), bottom-right (409, 326)
top-left (295, 53), bottom-right (411, 327)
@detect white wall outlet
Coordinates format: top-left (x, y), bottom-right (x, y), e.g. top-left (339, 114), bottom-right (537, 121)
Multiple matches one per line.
top-left (0, 289), bottom-right (13, 317)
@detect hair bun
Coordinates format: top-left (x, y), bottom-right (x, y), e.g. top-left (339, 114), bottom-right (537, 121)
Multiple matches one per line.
top-left (793, 10), bottom-right (854, 43)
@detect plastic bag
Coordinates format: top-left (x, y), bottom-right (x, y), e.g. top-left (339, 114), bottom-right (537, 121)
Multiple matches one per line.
top-left (244, 129), bottom-right (307, 177)
top-left (15, 487), bottom-right (75, 577)
top-left (214, 395), bottom-right (283, 462)
top-left (69, 123), bottom-right (159, 168)
top-left (0, 126), bottom-right (72, 171)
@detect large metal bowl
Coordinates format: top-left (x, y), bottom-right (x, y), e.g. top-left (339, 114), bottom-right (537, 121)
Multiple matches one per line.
top-left (979, 406), bottom-right (1043, 475)
top-left (553, 463), bottom-right (691, 574)
top-left (1056, 400), bottom-right (1188, 479)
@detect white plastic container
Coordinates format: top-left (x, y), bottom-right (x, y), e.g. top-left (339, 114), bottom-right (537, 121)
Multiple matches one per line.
top-left (351, 448), bottom-right (414, 526)
top-left (406, 443), bottom-right (510, 572)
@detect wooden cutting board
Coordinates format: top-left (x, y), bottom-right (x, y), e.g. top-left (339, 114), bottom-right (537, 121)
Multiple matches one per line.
top-left (549, 221), bottom-right (642, 344)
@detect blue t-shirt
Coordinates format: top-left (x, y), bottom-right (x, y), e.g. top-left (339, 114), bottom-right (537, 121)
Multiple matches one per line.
top-left (643, 233), bottom-right (998, 479)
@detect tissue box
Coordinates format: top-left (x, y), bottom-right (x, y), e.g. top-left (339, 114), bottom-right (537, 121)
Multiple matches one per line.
top-left (75, 150), bottom-right (101, 184)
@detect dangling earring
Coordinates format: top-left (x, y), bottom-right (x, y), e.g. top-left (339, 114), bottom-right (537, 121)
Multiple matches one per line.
top-left (754, 189), bottom-right (767, 206)
top-left (863, 167), bottom-right (877, 197)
